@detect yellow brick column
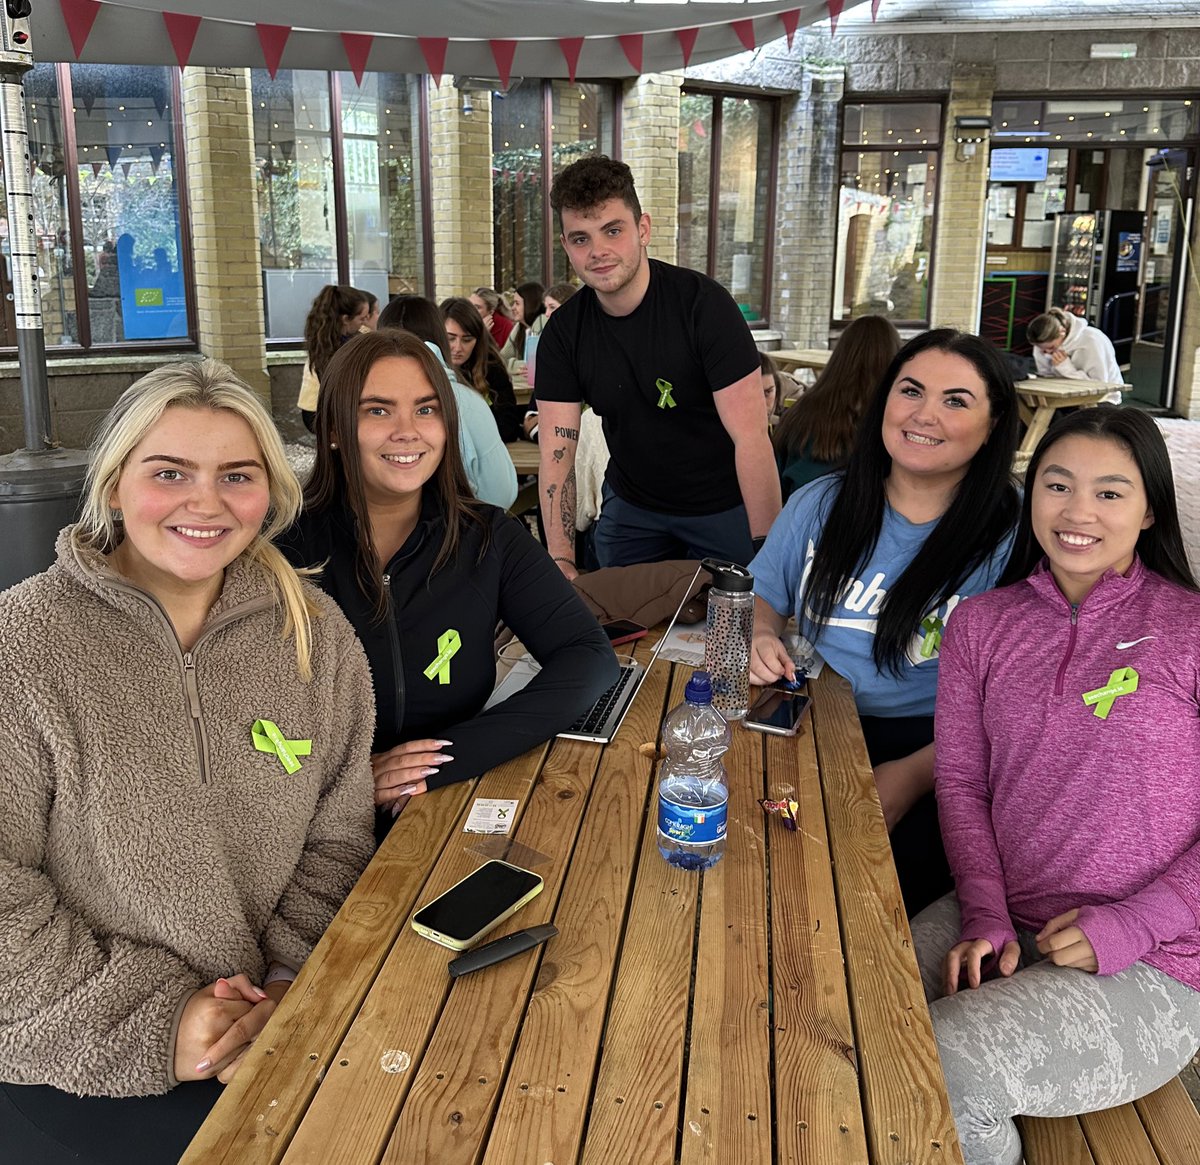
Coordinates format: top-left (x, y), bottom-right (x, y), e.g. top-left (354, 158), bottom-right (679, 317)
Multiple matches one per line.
top-left (1172, 262), bottom-right (1200, 417)
top-left (929, 65), bottom-right (996, 333)
top-left (621, 73), bottom-right (682, 266)
top-left (180, 68), bottom-right (269, 400)
top-left (428, 80), bottom-right (494, 299)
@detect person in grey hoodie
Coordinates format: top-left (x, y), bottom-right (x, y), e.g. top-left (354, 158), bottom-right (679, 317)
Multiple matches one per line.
top-left (0, 361), bottom-right (376, 1165)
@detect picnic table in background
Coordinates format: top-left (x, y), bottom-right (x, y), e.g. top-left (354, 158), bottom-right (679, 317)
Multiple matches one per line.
top-left (1016, 375), bottom-right (1131, 455)
top-left (182, 646), bottom-right (963, 1165)
top-left (770, 348), bottom-right (832, 374)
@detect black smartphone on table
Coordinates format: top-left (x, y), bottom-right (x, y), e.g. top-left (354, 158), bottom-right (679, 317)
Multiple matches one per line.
top-left (410, 860), bottom-right (543, 951)
top-left (743, 687), bottom-right (812, 736)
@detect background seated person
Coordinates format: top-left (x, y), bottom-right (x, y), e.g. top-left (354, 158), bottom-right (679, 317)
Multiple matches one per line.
top-left (521, 282), bottom-right (579, 442)
top-left (0, 362), bottom-right (375, 1164)
top-left (441, 297), bottom-right (523, 443)
top-left (499, 281), bottom-right (546, 370)
top-left (469, 287), bottom-right (514, 350)
top-left (296, 283), bottom-right (376, 432)
top-left (750, 329), bottom-right (1020, 918)
top-left (279, 331), bottom-right (618, 843)
top-left (1028, 306), bottom-right (1122, 402)
top-left (378, 294), bottom-right (517, 510)
top-left (914, 407), bottom-right (1200, 1165)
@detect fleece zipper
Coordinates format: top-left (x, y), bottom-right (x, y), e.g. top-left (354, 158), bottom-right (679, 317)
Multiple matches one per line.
top-left (1053, 603), bottom-right (1080, 698)
top-left (381, 573), bottom-right (407, 736)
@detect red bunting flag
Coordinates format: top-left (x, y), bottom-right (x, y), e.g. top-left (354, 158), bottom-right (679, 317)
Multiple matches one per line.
top-left (418, 37), bottom-right (449, 86)
top-left (490, 39), bottom-right (517, 89)
top-left (676, 27), bottom-right (699, 67)
top-left (162, 12), bottom-right (201, 70)
top-left (872, 0), bottom-right (883, 18)
top-left (58, 0), bottom-right (101, 59)
top-left (828, 0), bottom-right (844, 35)
top-left (121, 161), bottom-right (132, 179)
top-left (90, 161), bottom-right (103, 178)
top-left (618, 33), bottom-right (643, 74)
top-left (558, 37), bottom-right (584, 83)
top-left (255, 24), bottom-right (291, 79)
top-left (731, 19), bottom-right (755, 53)
top-left (781, 9), bottom-right (801, 49)
top-left (341, 32), bottom-right (373, 85)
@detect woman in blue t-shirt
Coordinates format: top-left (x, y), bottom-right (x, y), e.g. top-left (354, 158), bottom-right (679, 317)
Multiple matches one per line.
top-left (749, 329), bottom-right (1020, 916)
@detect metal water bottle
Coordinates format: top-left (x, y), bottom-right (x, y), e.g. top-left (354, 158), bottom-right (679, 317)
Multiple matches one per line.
top-left (701, 558), bottom-right (754, 720)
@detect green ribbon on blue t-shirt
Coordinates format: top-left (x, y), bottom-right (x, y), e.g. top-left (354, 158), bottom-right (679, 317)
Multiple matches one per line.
top-left (1082, 667), bottom-right (1138, 720)
top-left (655, 378), bottom-right (677, 409)
top-left (919, 615), bottom-right (944, 658)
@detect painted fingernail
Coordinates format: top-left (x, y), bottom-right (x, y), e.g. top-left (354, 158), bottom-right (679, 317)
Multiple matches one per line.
top-left (432, 754), bottom-right (454, 764)
top-left (397, 783), bottom-right (421, 796)
top-left (253, 987), bottom-right (268, 1000)
top-left (421, 768), bottom-right (440, 778)
top-left (195, 1059), bottom-right (211, 1072)
top-left (436, 740), bottom-right (453, 746)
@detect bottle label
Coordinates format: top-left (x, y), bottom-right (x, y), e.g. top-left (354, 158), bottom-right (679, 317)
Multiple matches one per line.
top-left (658, 794), bottom-right (728, 845)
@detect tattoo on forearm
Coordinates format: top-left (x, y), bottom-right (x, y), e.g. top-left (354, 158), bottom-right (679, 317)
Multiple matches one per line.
top-left (552, 446), bottom-right (565, 463)
top-left (560, 467), bottom-right (577, 546)
top-left (553, 426), bottom-right (579, 441)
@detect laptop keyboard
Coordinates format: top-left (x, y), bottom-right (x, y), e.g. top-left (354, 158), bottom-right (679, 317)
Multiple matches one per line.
top-left (567, 663), bottom-right (639, 735)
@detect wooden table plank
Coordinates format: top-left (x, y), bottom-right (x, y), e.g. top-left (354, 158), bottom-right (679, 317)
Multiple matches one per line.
top-left (180, 780), bottom-right (478, 1165)
top-left (1135, 1077), bottom-right (1200, 1163)
top-left (280, 749), bottom-right (551, 1163)
top-left (579, 667), bottom-right (703, 1165)
top-left (1019, 1115), bottom-right (1097, 1165)
top-left (481, 641), bottom-right (672, 1165)
top-left (1078, 1104), bottom-right (1159, 1165)
top-left (679, 719), bottom-right (773, 1165)
top-left (810, 670), bottom-right (964, 1165)
top-left (376, 738), bottom-right (606, 1165)
top-left (505, 439), bottom-right (540, 475)
top-left (771, 348), bottom-right (832, 374)
top-left (766, 725), bottom-right (870, 1164)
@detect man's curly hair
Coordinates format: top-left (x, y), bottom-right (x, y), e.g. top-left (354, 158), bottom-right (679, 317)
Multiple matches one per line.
top-left (550, 156), bottom-right (643, 229)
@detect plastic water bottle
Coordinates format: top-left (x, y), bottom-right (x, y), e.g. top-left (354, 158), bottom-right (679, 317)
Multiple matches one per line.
top-left (702, 558), bottom-right (755, 720)
top-left (656, 671), bottom-right (731, 870)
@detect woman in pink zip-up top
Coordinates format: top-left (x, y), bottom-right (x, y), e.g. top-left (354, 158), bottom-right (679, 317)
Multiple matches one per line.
top-left (914, 406), bottom-right (1200, 1165)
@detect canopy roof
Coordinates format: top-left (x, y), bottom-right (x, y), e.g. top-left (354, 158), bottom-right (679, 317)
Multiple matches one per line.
top-left (32, 1), bottom-right (865, 80)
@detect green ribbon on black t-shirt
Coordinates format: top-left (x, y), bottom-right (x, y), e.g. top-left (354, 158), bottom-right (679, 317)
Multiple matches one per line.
top-left (655, 378), bottom-right (677, 409)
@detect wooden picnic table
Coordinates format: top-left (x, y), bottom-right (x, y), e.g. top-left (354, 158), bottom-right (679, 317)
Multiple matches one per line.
top-left (182, 649), bottom-right (962, 1165)
top-left (770, 348), bottom-right (832, 374)
top-left (1015, 376), bottom-right (1130, 455)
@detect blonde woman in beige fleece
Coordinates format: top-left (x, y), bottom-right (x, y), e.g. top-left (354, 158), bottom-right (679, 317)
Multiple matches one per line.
top-left (0, 362), bottom-right (375, 1164)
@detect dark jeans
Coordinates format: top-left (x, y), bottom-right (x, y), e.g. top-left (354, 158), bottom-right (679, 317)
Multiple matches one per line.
top-left (593, 483), bottom-right (753, 568)
top-left (859, 713), bottom-right (951, 919)
top-left (0, 1079), bottom-right (222, 1165)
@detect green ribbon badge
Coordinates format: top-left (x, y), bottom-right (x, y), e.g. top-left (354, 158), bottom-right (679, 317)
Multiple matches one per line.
top-left (1082, 667), bottom-right (1139, 720)
top-left (919, 615), bottom-right (944, 659)
top-left (424, 628), bottom-right (461, 685)
top-left (655, 378), bottom-right (677, 409)
top-left (251, 720), bottom-right (312, 774)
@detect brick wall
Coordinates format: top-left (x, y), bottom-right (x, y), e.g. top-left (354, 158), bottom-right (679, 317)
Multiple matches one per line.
top-left (180, 68), bottom-right (270, 400)
top-left (621, 73), bottom-right (682, 265)
top-left (429, 80), bottom-right (494, 300)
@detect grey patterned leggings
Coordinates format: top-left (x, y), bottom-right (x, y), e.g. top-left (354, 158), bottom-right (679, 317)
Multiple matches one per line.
top-left (911, 893), bottom-right (1200, 1165)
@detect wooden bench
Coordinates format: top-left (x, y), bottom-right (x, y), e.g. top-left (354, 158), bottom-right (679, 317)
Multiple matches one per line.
top-left (1019, 1076), bottom-right (1200, 1164)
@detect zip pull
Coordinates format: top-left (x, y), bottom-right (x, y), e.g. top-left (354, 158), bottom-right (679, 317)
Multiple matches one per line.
top-left (183, 651), bottom-right (203, 717)
top-left (382, 573), bottom-right (391, 588)
top-left (1071, 604), bottom-right (1079, 625)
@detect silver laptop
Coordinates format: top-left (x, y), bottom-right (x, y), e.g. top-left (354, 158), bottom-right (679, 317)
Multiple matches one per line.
top-left (489, 563), bottom-right (704, 744)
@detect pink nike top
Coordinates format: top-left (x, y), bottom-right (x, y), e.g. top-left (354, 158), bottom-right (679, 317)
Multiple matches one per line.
top-left (935, 557), bottom-right (1200, 988)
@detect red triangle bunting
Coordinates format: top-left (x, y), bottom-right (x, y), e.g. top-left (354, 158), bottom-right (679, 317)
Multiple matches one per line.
top-left (490, 39), bottom-right (518, 89)
top-left (618, 33), bottom-right (643, 74)
top-left (676, 27), bottom-right (699, 67)
top-left (162, 12), bottom-right (201, 70)
top-left (59, 0), bottom-right (101, 60)
top-left (731, 19), bottom-right (755, 53)
top-left (828, 0), bottom-right (844, 35)
top-left (341, 32), bottom-right (373, 85)
top-left (418, 37), bottom-right (449, 86)
top-left (872, 0), bottom-right (883, 18)
top-left (558, 37), bottom-right (584, 84)
top-left (782, 10), bottom-right (801, 49)
top-left (90, 161), bottom-right (103, 178)
top-left (255, 23), bottom-right (291, 79)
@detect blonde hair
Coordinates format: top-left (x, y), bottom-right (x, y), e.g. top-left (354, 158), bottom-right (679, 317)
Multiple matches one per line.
top-left (74, 359), bottom-right (319, 679)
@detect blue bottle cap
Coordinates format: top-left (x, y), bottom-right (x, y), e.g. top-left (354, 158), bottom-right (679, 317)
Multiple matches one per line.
top-left (685, 671), bottom-right (714, 704)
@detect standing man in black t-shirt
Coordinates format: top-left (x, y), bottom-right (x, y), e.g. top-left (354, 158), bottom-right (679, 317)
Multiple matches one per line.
top-left (535, 156), bottom-right (781, 578)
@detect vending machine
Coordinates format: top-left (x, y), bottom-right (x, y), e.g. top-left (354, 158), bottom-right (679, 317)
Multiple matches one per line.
top-left (1047, 209), bottom-right (1144, 365)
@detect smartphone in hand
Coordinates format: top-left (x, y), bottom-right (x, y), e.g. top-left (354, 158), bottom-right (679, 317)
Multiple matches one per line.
top-left (743, 688), bottom-right (811, 736)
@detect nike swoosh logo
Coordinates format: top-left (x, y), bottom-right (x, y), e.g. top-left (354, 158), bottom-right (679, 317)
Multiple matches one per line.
top-left (1115, 636), bottom-right (1156, 650)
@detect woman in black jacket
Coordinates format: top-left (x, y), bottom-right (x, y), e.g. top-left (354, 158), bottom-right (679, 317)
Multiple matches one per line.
top-left (280, 330), bottom-right (617, 840)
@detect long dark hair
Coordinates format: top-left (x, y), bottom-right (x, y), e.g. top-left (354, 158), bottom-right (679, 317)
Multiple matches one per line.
top-left (999, 406), bottom-right (1198, 592)
top-left (303, 284), bottom-right (371, 381)
top-left (378, 294), bottom-right (453, 365)
top-left (773, 315), bottom-right (902, 465)
top-left (439, 296), bottom-right (505, 399)
top-left (512, 281), bottom-right (545, 354)
top-left (804, 329), bottom-right (1021, 674)
top-left (304, 330), bottom-right (487, 619)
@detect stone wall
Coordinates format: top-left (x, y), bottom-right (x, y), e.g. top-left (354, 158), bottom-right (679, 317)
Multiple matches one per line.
top-left (621, 73), bottom-right (683, 265)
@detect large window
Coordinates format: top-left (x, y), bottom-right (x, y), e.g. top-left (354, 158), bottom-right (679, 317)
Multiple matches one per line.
top-left (678, 89), bottom-right (778, 322)
top-left (252, 69), bottom-right (427, 339)
top-left (0, 63), bottom-right (191, 350)
top-left (492, 80), bottom-right (618, 292)
top-left (834, 102), bottom-right (940, 324)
